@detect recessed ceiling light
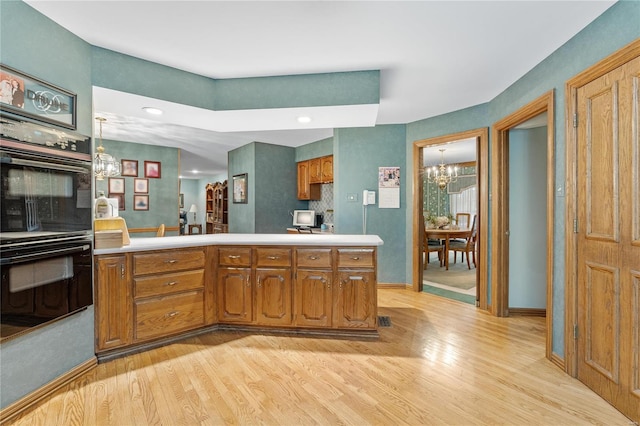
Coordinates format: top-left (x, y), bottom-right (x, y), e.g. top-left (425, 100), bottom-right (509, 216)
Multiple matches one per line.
top-left (297, 116), bottom-right (312, 124)
top-left (142, 107), bottom-right (163, 115)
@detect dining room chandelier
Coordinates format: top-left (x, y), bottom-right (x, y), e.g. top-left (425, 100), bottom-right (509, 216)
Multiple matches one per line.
top-left (93, 116), bottom-right (120, 180)
top-left (426, 148), bottom-right (458, 190)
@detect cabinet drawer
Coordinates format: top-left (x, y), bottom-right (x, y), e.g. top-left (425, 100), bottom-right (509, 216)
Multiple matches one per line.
top-left (337, 249), bottom-right (375, 268)
top-left (256, 248), bottom-right (291, 267)
top-left (133, 249), bottom-right (205, 276)
top-left (296, 248), bottom-right (332, 268)
top-left (134, 290), bottom-right (204, 341)
top-left (134, 269), bottom-right (204, 299)
top-left (218, 247), bottom-right (251, 266)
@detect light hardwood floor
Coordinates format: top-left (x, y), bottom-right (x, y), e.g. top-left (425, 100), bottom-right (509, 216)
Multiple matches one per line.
top-left (5, 289), bottom-right (630, 425)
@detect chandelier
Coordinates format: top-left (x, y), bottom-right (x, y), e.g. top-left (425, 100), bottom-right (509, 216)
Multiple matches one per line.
top-left (426, 148), bottom-right (458, 190)
top-left (93, 117), bottom-right (120, 180)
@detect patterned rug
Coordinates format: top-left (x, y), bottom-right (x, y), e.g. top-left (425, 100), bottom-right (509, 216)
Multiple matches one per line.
top-left (423, 252), bottom-right (476, 290)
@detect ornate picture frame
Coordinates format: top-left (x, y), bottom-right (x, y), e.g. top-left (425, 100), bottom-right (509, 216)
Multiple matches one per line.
top-left (233, 173), bottom-right (248, 204)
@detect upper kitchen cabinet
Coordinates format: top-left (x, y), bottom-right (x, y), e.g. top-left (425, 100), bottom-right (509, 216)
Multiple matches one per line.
top-left (297, 160), bottom-right (321, 200)
top-left (320, 155), bottom-right (333, 183)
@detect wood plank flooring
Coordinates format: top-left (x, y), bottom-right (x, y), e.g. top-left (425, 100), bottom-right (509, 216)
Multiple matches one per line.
top-left (5, 289), bottom-right (631, 425)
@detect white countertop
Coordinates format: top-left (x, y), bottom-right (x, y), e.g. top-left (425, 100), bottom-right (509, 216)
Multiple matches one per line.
top-left (94, 233), bottom-right (384, 255)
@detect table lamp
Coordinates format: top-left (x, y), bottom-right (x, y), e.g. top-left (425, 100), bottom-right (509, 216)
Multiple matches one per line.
top-left (189, 204), bottom-right (197, 223)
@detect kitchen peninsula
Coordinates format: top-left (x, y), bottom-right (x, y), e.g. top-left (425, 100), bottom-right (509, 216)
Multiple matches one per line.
top-left (94, 233), bottom-right (383, 362)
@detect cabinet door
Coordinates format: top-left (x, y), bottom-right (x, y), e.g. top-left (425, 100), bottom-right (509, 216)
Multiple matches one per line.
top-left (217, 268), bottom-right (252, 323)
top-left (255, 269), bottom-right (292, 326)
top-left (297, 161), bottom-right (310, 199)
top-left (95, 255), bottom-right (132, 351)
top-left (309, 157), bottom-right (322, 184)
top-left (335, 271), bottom-right (376, 328)
top-left (321, 155), bottom-right (333, 183)
top-left (294, 270), bottom-right (332, 327)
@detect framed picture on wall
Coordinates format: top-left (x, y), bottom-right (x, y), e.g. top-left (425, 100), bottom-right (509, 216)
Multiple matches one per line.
top-left (108, 177), bottom-right (125, 194)
top-left (134, 195), bottom-right (149, 211)
top-left (121, 159), bottom-right (138, 177)
top-left (144, 161), bottom-right (161, 178)
top-left (0, 63), bottom-right (77, 129)
top-left (233, 173), bottom-right (247, 204)
top-left (134, 178), bottom-right (148, 193)
top-left (179, 193), bottom-right (184, 208)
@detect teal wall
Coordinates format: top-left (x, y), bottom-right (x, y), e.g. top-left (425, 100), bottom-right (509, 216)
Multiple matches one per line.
top-left (0, 0), bottom-right (95, 408)
top-left (94, 140), bottom-right (180, 236)
top-left (334, 125), bottom-right (407, 284)
top-left (295, 136), bottom-right (333, 162)
top-left (228, 142), bottom-right (305, 233)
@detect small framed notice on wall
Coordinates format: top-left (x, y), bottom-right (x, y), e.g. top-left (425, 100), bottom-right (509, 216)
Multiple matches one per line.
top-left (378, 167), bottom-right (400, 208)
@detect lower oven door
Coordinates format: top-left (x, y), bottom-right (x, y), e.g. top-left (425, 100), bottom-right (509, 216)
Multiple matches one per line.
top-left (0, 238), bottom-right (93, 341)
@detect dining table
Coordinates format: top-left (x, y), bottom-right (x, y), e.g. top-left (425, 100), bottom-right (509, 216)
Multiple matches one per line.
top-left (425, 227), bottom-right (471, 270)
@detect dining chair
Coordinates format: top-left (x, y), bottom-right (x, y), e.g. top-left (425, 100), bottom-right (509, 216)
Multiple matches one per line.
top-left (449, 215), bottom-right (477, 269)
top-left (455, 212), bottom-right (471, 229)
top-left (156, 223), bottom-right (166, 237)
top-left (423, 229), bottom-right (444, 269)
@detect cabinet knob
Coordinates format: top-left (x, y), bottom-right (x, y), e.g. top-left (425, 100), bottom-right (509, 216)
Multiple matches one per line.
top-left (165, 311), bottom-right (179, 318)
top-left (228, 255), bottom-right (241, 259)
top-left (165, 259), bottom-right (178, 264)
top-left (350, 256), bottom-right (360, 261)
top-left (308, 256), bottom-right (319, 260)
top-left (266, 255), bottom-right (279, 260)
top-left (166, 281), bottom-right (177, 286)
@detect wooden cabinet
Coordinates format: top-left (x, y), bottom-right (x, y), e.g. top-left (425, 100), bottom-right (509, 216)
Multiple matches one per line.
top-left (321, 155), bottom-right (333, 183)
top-left (95, 242), bottom-right (377, 360)
top-left (217, 247), bottom-right (252, 323)
top-left (255, 248), bottom-right (292, 326)
top-left (294, 248), bottom-right (333, 327)
top-left (206, 181), bottom-right (228, 234)
top-left (335, 249), bottom-right (377, 328)
top-left (132, 249), bottom-right (206, 342)
top-left (297, 161), bottom-right (321, 200)
top-left (309, 157), bottom-right (322, 184)
top-left (95, 255), bottom-right (131, 351)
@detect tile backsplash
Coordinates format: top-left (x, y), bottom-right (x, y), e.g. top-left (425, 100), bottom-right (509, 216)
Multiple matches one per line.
top-left (309, 183), bottom-right (334, 224)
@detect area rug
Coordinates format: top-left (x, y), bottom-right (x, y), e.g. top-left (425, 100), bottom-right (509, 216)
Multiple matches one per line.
top-left (422, 285), bottom-right (476, 305)
top-left (423, 252), bottom-right (476, 290)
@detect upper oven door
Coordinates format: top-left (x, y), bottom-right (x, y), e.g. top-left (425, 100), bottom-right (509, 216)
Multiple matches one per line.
top-left (1, 146), bottom-right (93, 237)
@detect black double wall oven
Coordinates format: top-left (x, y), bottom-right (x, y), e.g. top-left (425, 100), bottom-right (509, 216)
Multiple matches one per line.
top-left (1, 116), bottom-right (93, 341)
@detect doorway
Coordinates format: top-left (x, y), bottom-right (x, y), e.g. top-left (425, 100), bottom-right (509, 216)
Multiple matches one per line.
top-left (412, 128), bottom-right (489, 311)
top-left (491, 91), bottom-right (555, 357)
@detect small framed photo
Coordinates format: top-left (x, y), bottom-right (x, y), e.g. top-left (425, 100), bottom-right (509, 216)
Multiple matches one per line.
top-left (134, 178), bottom-right (148, 194)
top-left (121, 159), bottom-right (138, 177)
top-left (179, 193), bottom-right (184, 208)
top-left (233, 173), bottom-right (248, 204)
top-left (144, 161), bottom-right (161, 178)
top-left (109, 193), bottom-right (125, 211)
top-left (108, 177), bottom-right (125, 194)
top-left (133, 195), bottom-right (149, 211)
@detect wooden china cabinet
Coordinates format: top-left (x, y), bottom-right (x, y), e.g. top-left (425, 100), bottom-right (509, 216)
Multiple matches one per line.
top-left (206, 181), bottom-right (228, 234)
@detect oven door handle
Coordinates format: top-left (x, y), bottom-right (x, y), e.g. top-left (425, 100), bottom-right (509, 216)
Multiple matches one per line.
top-left (1, 244), bottom-right (91, 265)
top-left (5, 157), bottom-right (90, 174)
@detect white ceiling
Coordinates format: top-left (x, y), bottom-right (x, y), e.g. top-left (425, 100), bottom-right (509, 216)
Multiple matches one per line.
top-left (25, 0), bottom-right (615, 178)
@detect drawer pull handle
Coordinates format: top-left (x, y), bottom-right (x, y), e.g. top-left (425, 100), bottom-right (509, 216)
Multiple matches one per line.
top-left (308, 256), bottom-right (319, 260)
top-left (350, 257), bottom-right (361, 261)
top-left (266, 255), bottom-right (279, 260)
top-left (227, 255), bottom-right (241, 259)
top-left (165, 260), bottom-right (178, 264)
top-left (308, 275), bottom-right (323, 280)
top-left (166, 281), bottom-right (178, 286)
top-left (165, 311), bottom-right (179, 318)
top-left (349, 276), bottom-right (364, 281)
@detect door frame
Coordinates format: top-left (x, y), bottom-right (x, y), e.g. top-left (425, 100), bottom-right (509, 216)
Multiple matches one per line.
top-left (564, 38), bottom-right (640, 377)
top-left (412, 128), bottom-right (489, 311)
top-left (491, 90), bottom-right (555, 359)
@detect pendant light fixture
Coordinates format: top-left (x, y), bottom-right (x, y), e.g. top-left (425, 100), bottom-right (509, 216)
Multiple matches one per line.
top-left (93, 116), bottom-right (120, 180)
top-left (426, 148), bottom-right (458, 190)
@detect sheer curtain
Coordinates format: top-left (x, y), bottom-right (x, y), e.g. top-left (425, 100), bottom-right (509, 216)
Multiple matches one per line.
top-left (449, 186), bottom-right (477, 217)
